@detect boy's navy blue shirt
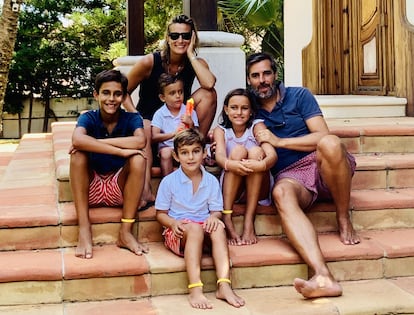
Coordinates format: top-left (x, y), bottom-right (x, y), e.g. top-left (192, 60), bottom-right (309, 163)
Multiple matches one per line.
top-left (76, 109), bottom-right (144, 174)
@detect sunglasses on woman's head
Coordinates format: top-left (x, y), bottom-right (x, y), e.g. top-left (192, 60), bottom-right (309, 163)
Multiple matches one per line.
top-left (168, 32), bottom-right (192, 40)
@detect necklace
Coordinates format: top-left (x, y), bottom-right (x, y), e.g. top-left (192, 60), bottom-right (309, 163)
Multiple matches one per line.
top-left (167, 61), bottom-right (184, 76)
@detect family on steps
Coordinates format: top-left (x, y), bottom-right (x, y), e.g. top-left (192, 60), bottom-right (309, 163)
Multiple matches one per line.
top-left (69, 14), bottom-right (360, 310)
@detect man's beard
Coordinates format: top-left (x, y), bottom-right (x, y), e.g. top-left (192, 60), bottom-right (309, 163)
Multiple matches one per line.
top-left (249, 81), bottom-right (280, 100)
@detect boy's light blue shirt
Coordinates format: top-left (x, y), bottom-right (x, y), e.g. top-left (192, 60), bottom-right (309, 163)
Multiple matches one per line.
top-left (151, 104), bottom-right (199, 149)
top-left (155, 166), bottom-right (223, 222)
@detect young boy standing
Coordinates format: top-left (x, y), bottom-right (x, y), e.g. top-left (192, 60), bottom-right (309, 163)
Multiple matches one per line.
top-left (155, 129), bottom-right (245, 309)
top-left (70, 69), bottom-right (149, 259)
top-left (151, 73), bottom-right (199, 176)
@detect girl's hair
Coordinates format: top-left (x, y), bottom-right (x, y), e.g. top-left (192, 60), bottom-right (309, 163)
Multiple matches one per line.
top-left (158, 73), bottom-right (183, 94)
top-left (161, 14), bottom-right (199, 67)
top-left (173, 128), bottom-right (205, 154)
top-left (94, 69), bottom-right (128, 95)
top-left (218, 88), bottom-right (258, 129)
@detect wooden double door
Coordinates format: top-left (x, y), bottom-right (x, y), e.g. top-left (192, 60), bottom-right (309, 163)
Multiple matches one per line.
top-left (309, 0), bottom-right (395, 95)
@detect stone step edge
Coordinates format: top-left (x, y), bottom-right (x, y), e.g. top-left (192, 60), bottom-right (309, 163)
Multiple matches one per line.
top-left (0, 228), bottom-right (413, 284)
top-left (2, 187), bottom-right (414, 229)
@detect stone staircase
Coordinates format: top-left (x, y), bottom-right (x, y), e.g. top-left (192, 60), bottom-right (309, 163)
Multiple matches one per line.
top-left (1, 117), bottom-right (414, 313)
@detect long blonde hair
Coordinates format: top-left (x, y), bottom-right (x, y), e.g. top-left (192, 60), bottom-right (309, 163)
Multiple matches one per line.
top-left (161, 14), bottom-right (199, 67)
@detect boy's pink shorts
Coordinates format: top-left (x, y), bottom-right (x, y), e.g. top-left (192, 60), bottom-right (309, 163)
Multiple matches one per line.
top-left (88, 168), bottom-right (123, 206)
top-left (163, 220), bottom-right (212, 257)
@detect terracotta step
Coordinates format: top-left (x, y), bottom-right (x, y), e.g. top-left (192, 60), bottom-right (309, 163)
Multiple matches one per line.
top-left (0, 228), bottom-right (413, 305)
top-left (1, 185), bottom-right (414, 251)
top-left (1, 276), bottom-right (414, 314)
top-left (51, 118), bottom-right (414, 202)
top-left (2, 132), bottom-right (414, 251)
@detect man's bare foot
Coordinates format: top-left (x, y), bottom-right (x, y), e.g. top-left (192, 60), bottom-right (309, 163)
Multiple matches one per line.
top-left (216, 281), bottom-right (245, 308)
top-left (293, 275), bottom-right (342, 298)
top-left (241, 227), bottom-right (258, 245)
top-left (117, 230), bottom-right (149, 255)
top-left (75, 226), bottom-right (93, 259)
top-left (188, 287), bottom-right (212, 309)
top-left (338, 217), bottom-right (360, 245)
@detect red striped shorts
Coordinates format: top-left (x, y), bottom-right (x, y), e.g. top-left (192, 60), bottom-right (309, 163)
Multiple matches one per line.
top-left (163, 220), bottom-right (212, 257)
top-left (88, 168), bottom-right (123, 206)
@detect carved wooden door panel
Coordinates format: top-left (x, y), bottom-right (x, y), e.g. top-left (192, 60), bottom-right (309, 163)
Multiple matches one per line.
top-left (350, 0), bottom-right (394, 94)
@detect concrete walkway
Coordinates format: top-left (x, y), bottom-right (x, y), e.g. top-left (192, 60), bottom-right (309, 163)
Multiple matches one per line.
top-left (0, 277), bottom-right (413, 314)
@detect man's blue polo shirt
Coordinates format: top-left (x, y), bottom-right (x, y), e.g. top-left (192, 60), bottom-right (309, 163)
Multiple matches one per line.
top-left (257, 83), bottom-right (322, 175)
top-left (76, 109), bottom-right (143, 174)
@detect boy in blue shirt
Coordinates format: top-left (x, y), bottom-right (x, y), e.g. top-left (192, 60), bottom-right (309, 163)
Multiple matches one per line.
top-left (155, 129), bottom-right (245, 309)
top-left (70, 69), bottom-right (148, 259)
top-left (151, 73), bottom-right (199, 176)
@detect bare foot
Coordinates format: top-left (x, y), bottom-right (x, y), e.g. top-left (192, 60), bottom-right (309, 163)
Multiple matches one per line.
top-left (117, 230), bottom-right (149, 255)
top-left (75, 225), bottom-right (93, 259)
top-left (216, 282), bottom-right (245, 308)
top-left (241, 227), bottom-right (258, 245)
top-left (141, 187), bottom-right (155, 205)
top-left (293, 275), bottom-right (342, 298)
top-left (338, 217), bottom-right (360, 245)
top-left (188, 287), bottom-right (212, 309)
top-left (223, 216), bottom-right (243, 246)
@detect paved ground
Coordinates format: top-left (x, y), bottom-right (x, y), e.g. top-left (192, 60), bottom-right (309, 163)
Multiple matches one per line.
top-left (0, 277), bottom-right (414, 314)
top-left (0, 140), bottom-right (18, 179)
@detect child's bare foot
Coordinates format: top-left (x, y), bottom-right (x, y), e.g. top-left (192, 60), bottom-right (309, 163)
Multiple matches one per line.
top-left (241, 227), bottom-right (258, 245)
top-left (75, 225), bottom-right (93, 259)
top-left (338, 217), bottom-right (360, 245)
top-left (293, 275), bottom-right (343, 298)
top-left (223, 216), bottom-right (242, 246)
top-left (188, 287), bottom-right (212, 309)
top-left (117, 230), bottom-right (149, 255)
top-left (216, 281), bottom-right (245, 308)
top-left (228, 234), bottom-right (243, 246)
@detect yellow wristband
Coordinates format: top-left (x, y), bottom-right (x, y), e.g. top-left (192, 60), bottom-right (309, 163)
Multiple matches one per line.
top-left (188, 281), bottom-right (203, 289)
top-left (121, 218), bottom-right (135, 223)
top-left (222, 210), bottom-right (233, 214)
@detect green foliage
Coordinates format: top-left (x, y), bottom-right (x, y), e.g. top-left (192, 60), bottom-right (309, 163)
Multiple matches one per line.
top-left (6, 0), bottom-right (126, 113)
top-left (5, 0), bottom-right (284, 115)
top-left (143, 0), bottom-right (182, 53)
top-left (218, 0), bottom-right (284, 65)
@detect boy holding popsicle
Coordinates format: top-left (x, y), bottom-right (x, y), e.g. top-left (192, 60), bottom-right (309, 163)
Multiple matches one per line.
top-left (151, 73), bottom-right (199, 176)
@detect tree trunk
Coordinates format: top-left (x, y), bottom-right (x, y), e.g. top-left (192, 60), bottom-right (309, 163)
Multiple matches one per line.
top-left (0, 0), bottom-right (21, 138)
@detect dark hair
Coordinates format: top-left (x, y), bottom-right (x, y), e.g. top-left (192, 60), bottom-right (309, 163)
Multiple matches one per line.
top-left (94, 69), bottom-right (128, 95)
top-left (161, 14), bottom-right (199, 65)
top-left (173, 128), bottom-right (205, 154)
top-left (158, 73), bottom-right (183, 94)
top-left (246, 52), bottom-right (278, 77)
top-left (219, 88), bottom-right (258, 129)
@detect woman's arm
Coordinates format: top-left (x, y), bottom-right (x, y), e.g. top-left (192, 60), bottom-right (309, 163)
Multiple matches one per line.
top-left (187, 32), bottom-right (216, 89)
top-left (123, 54), bottom-right (154, 113)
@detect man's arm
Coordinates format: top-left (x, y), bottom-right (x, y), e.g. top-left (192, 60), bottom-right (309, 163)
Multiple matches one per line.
top-left (257, 116), bottom-right (329, 152)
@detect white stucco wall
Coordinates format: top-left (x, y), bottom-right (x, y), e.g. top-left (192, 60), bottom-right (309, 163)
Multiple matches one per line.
top-left (407, 0), bottom-right (414, 25)
top-left (284, 0), bottom-right (312, 87)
